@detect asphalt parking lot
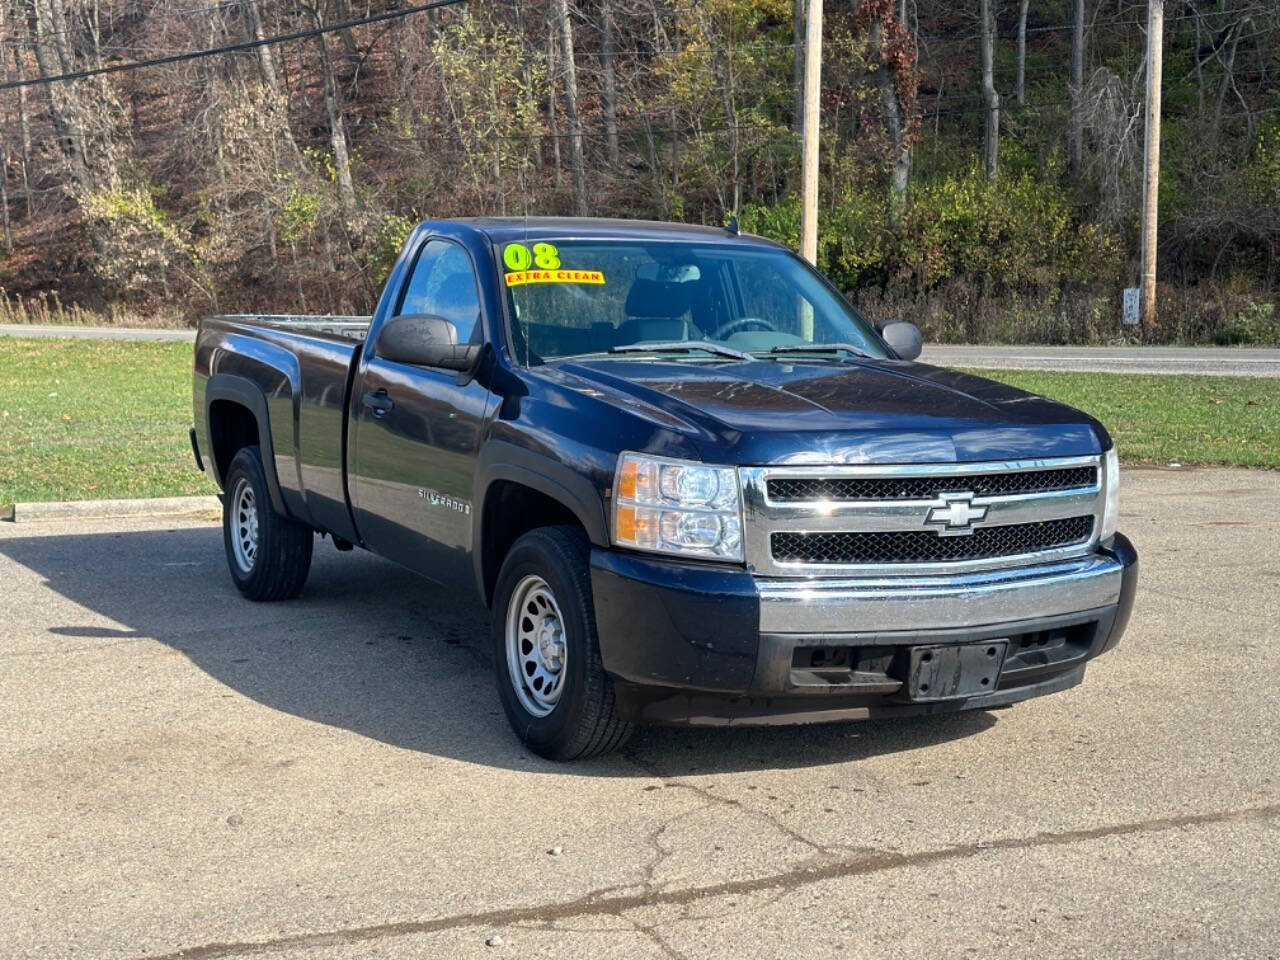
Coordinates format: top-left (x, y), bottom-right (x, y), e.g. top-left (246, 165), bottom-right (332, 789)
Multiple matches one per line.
top-left (2, 467), bottom-right (1277, 960)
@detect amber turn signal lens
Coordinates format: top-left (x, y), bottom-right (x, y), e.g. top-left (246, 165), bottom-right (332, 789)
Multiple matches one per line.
top-left (616, 505), bottom-right (637, 541)
top-left (618, 460), bottom-right (638, 500)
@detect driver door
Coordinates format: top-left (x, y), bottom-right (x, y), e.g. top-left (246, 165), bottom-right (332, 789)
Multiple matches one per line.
top-left (350, 238), bottom-right (493, 583)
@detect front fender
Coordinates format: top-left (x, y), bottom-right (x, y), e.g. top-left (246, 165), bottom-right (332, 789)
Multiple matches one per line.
top-left (471, 439), bottom-right (611, 598)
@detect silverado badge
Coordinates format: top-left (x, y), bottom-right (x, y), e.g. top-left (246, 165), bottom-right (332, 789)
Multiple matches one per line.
top-left (418, 488), bottom-right (472, 515)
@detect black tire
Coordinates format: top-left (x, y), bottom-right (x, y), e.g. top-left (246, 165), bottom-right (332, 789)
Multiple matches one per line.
top-left (221, 445), bottom-right (313, 602)
top-left (491, 526), bottom-right (633, 760)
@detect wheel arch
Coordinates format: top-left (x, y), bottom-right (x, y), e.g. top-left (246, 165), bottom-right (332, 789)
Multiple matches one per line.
top-left (473, 441), bottom-right (610, 607)
top-left (206, 374), bottom-right (288, 515)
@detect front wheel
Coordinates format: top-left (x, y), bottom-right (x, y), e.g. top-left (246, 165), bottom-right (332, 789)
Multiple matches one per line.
top-left (491, 526), bottom-right (633, 760)
top-left (222, 445), bottom-right (313, 601)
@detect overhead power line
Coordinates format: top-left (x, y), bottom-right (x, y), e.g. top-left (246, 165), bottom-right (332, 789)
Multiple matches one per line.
top-left (0, 0), bottom-right (467, 92)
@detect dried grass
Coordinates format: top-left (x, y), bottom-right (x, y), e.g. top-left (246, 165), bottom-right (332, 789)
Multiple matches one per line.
top-left (0, 289), bottom-right (189, 329)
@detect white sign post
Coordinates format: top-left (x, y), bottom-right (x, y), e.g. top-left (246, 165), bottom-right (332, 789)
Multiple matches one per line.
top-left (1123, 287), bottom-right (1140, 327)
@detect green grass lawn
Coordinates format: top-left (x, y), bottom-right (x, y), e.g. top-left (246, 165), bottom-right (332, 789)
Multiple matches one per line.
top-left (0, 338), bottom-right (1277, 506)
top-left (970, 369), bottom-right (1280, 469)
top-left (0, 339), bottom-right (215, 504)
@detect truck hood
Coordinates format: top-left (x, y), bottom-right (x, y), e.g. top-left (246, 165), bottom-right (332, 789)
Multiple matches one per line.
top-left (543, 357), bottom-right (1107, 464)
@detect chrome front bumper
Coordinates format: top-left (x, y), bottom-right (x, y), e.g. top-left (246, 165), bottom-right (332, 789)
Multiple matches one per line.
top-left (593, 535), bottom-right (1137, 722)
top-left (756, 552), bottom-right (1124, 636)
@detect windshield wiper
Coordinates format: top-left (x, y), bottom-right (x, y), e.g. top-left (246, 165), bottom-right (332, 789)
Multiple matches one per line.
top-left (609, 340), bottom-right (755, 362)
top-left (763, 343), bottom-right (877, 361)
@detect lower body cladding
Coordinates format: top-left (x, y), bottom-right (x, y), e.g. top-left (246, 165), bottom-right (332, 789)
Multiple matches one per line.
top-left (589, 534), bottom-right (1138, 726)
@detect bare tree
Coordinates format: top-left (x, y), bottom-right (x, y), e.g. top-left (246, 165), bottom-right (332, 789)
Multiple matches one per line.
top-left (601, 0), bottom-right (619, 166)
top-left (1193, 7), bottom-right (1204, 116)
top-left (979, 0), bottom-right (999, 180)
top-left (1069, 0), bottom-right (1085, 178)
top-left (867, 11), bottom-right (913, 204)
top-left (11, 42), bottom-right (33, 217)
top-left (300, 2), bottom-right (358, 229)
top-left (242, 0), bottom-right (303, 170)
top-left (793, 0), bottom-right (804, 132)
top-left (1081, 67), bottom-right (1143, 223)
top-left (332, 0), bottom-right (360, 66)
top-left (244, 0), bottom-right (284, 96)
top-left (1015, 0), bottom-right (1029, 107)
top-left (546, 16), bottom-right (562, 187)
top-left (1212, 17), bottom-right (1247, 139)
top-left (0, 2), bottom-right (16, 247)
top-left (0, 156), bottom-right (10, 254)
top-left (29, 0), bottom-right (95, 198)
top-left (555, 0), bottom-right (587, 216)
top-left (0, 52), bottom-right (10, 253)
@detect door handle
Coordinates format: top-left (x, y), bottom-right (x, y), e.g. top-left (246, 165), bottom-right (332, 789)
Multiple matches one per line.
top-left (362, 388), bottom-right (394, 418)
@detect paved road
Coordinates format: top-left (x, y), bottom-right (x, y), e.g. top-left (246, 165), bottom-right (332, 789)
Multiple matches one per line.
top-left (923, 344), bottom-right (1280, 377)
top-left (0, 322), bottom-right (198, 342)
top-left (5, 323), bottom-right (1280, 376)
top-left (2, 468), bottom-right (1277, 959)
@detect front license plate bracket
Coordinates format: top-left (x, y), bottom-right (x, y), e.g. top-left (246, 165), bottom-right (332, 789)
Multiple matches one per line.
top-left (906, 641), bottom-right (1008, 701)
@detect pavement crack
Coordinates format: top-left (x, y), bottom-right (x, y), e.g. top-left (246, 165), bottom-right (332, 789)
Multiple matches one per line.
top-left (627, 919), bottom-right (693, 960)
top-left (622, 748), bottom-right (834, 857)
top-left (637, 802), bottom-right (715, 891)
top-left (135, 802), bottom-right (1280, 960)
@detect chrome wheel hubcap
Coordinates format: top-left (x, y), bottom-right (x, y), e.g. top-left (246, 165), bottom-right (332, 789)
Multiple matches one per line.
top-left (505, 575), bottom-right (568, 717)
top-left (230, 478), bottom-right (259, 573)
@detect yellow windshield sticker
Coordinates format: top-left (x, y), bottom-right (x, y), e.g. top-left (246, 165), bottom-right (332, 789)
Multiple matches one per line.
top-left (505, 269), bottom-right (605, 287)
top-left (504, 242), bottom-right (561, 271)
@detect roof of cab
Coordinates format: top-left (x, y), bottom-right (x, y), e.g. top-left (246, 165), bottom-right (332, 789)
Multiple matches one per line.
top-left (440, 216), bottom-right (785, 249)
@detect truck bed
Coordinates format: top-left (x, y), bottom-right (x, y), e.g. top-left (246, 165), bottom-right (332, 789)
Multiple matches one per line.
top-left (195, 314), bottom-right (371, 544)
top-left (214, 314), bottom-right (372, 342)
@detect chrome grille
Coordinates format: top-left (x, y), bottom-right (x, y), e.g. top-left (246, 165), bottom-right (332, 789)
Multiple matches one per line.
top-left (766, 466), bottom-right (1097, 503)
top-left (771, 516), bottom-right (1094, 565)
top-left (740, 456), bottom-right (1106, 577)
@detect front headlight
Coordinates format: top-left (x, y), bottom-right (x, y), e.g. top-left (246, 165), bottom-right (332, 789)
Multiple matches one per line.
top-left (1101, 447), bottom-right (1120, 541)
top-left (612, 452), bottom-right (743, 561)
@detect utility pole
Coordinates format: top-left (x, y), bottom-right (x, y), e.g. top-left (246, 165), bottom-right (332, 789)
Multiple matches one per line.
top-left (1140, 0), bottom-right (1163, 334)
top-left (800, 0), bottom-right (823, 266)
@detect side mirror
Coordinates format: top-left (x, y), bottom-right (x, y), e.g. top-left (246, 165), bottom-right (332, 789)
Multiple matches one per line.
top-left (376, 314), bottom-right (481, 371)
top-left (880, 321), bottom-right (922, 361)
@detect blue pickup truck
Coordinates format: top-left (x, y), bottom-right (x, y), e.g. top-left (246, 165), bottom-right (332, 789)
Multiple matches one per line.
top-left (191, 217), bottom-right (1137, 759)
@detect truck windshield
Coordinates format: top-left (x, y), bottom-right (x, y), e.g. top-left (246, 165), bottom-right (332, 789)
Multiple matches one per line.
top-left (500, 239), bottom-right (890, 364)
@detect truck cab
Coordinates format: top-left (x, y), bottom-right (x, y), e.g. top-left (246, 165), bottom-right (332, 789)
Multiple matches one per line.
top-left (192, 217), bottom-right (1137, 760)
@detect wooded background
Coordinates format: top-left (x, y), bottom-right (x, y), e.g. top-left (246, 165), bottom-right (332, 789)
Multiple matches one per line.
top-left (1, 0), bottom-right (1276, 343)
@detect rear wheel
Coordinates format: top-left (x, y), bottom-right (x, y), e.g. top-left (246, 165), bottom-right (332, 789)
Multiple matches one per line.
top-left (222, 445), bottom-right (313, 601)
top-left (491, 526), bottom-right (632, 760)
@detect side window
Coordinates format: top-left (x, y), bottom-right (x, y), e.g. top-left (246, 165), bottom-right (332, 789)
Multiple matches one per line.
top-left (396, 240), bottom-right (483, 344)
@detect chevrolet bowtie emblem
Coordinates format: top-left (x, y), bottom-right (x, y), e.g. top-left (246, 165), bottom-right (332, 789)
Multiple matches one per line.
top-left (924, 493), bottom-right (988, 535)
